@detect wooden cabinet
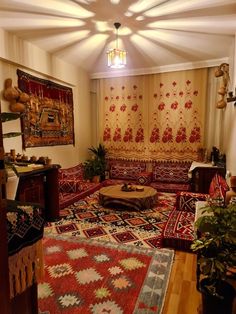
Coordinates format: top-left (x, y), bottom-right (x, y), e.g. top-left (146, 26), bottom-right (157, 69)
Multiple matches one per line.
top-left (190, 163), bottom-right (225, 194)
top-left (17, 174), bottom-right (45, 206)
top-left (16, 165), bottom-right (60, 221)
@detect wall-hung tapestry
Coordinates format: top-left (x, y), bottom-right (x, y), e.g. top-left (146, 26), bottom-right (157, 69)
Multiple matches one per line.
top-left (17, 69), bottom-right (74, 148)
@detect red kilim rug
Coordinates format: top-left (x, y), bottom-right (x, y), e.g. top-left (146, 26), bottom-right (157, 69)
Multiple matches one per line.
top-left (44, 191), bottom-right (176, 249)
top-left (38, 235), bottom-right (174, 314)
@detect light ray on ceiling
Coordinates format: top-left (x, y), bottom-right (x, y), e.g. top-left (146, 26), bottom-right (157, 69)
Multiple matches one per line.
top-left (0, 12), bottom-right (85, 29)
top-left (130, 33), bottom-right (184, 64)
top-left (128, 0), bottom-right (167, 14)
top-left (56, 34), bottom-right (109, 64)
top-left (148, 16), bottom-right (236, 34)
top-left (2, 0), bottom-right (94, 18)
top-left (33, 30), bottom-right (91, 52)
top-left (144, 0), bottom-right (236, 17)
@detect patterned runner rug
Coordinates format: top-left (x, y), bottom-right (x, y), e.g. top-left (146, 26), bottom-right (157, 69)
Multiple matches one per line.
top-left (38, 235), bottom-right (174, 314)
top-left (44, 191), bottom-right (176, 248)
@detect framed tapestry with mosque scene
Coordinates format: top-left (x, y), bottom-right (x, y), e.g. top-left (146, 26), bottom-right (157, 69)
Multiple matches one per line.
top-left (17, 69), bottom-right (75, 148)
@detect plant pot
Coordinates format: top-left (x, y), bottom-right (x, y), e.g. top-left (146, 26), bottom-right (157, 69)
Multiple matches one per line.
top-left (92, 175), bottom-right (100, 183)
top-left (200, 279), bottom-right (235, 314)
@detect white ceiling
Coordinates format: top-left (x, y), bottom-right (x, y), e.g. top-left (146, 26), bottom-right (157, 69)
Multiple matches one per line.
top-left (0, 0), bottom-right (236, 78)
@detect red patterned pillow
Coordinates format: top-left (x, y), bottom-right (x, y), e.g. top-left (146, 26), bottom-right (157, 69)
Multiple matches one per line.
top-left (208, 173), bottom-right (229, 199)
top-left (137, 172), bottom-right (153, 185)
top-left (59, 164), bottom-right (84, 180)
top-left (110, 165), bottom-right (144, 180)
top-left (176, 191), bottom-right (208, 213)
top-left (152, 161), bottom-right (191, 184)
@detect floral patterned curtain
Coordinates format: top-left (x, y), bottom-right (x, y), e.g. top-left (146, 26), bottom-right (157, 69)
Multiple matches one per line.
top-left (96, 68), bottom-right (207, 161)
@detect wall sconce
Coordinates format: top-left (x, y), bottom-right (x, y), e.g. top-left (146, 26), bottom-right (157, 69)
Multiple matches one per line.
top-left (214, 63), bottom-right (230, 109)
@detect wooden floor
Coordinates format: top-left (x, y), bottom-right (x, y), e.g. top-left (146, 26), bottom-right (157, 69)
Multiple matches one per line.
top-left (162, 250), bottom-right (201, 314)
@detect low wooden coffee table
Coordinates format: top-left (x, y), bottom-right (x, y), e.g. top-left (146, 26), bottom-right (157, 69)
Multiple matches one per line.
top-left (99, 185), bottom-right (157, 211)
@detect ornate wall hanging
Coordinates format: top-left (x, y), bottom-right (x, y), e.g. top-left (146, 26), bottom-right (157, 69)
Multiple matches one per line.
top-left (17, 69), bottom-right (74, 148)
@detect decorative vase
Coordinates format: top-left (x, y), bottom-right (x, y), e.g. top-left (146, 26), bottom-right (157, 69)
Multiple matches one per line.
top-left (92, 175), bottom-right (100, 183)
top-left (200, 279), bottom-right (235, 314)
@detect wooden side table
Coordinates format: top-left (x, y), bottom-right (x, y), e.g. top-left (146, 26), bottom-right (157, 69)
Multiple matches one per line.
top-left (189, 162), bottom-right (225, 193)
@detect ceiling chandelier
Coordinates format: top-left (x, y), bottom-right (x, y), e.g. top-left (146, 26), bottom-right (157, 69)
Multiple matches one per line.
top-left (107, 22), bottom-right (127, 68)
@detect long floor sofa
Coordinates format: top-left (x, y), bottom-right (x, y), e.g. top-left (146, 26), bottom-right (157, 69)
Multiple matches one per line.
top-left (59, 158), bottom-right (192, 209)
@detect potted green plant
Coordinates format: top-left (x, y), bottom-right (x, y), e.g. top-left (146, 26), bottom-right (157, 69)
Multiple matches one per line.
top-left (191, 202), bottom-right (236, 314)
top-left (84, 143), bottom-right (107, 182)
top-left (83, 157), bottom-right (105, 183)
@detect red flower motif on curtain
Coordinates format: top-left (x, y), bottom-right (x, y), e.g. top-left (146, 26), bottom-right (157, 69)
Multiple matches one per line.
top-left (184, 100), bottom-right (192, 109)
top-left (172, 81), bottom-right (177, 87)
top-left (179, 91), bottom-right (184, 97)
top-left (110, 86), bottom-right (114, 91)
top-left (175, 126), bottom-right (187, 143)
top-left (158, 102), bottom-right (165, 110)
top-left (150, 127), bottom-right (160, 143)
top-left (116, 96), bottom-right (119, 100)
top-left (166, 92), bottom-right (170, 97)
top-left (131, 104), bottom-right (138, 111)
top-left (122, 86), bottom-right (125, 90)
top-left (105, 96), bottom-right (109, 101)
top-left (160, 83), bottom-right (163, 88)
top-left (171, 101), bottom-right (178, 110)
top-left (113, 127), bottom-right (122, 142)
top-left (186, 80), bottom-right (191, 85)
top-left (103, 127), bottom-right (111, 141)
top-left (133, 85), bottom-right (137, 89)
top-left (123, 127), bottom-right (133, 142)
top-left (120, 104), bottom-right (127, 112)
top-left (154, 93), bottom-right (158, 98)
top-left (162, 126), bottom-right (173, 143)
top-left (127, 95), bottom-right (131, 100)
top-left (135, 128), bottom-right (144, 142)
top-left (189, 126), bottom-right (200, 143)
top-left (193, 90), bottom-right (198, 96)
top-left (139, 95), bottom-right (143, 100)
top-left (109, 104), bottom-right (116, 112)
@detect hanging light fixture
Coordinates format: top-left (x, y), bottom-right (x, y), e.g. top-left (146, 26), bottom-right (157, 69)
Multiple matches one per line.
top-left (107, 22), bottom-right (127, 68)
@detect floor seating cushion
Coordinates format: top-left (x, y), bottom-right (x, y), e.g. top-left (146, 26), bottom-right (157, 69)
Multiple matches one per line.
top-left (162, 209), bottom-right (195, 251)
top-left (150, 160), bottom-right (192, 193)
top-left (59, 164), bottom-right (103, 209)
top-left (163, 173), bottom-right (229, 251)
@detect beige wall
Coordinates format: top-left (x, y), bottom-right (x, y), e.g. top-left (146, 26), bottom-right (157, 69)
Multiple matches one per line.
top-left (0, 28), bottom-right (92, 168)
top-left (225, 34), bottom-right (236, 176)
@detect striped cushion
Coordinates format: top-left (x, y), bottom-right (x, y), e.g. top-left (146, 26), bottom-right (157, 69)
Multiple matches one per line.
top-left (162, 210), bottom-right (195, 251)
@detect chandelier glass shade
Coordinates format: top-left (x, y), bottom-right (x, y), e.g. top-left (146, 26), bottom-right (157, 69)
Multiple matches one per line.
top-left (107, 22), bottom-right (126, 68)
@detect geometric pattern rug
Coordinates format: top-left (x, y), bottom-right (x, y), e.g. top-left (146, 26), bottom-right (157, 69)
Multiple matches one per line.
top-left (44, 191), bottom-right (176, 249)
top-left (38, 234), bottom-right (174, 314)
